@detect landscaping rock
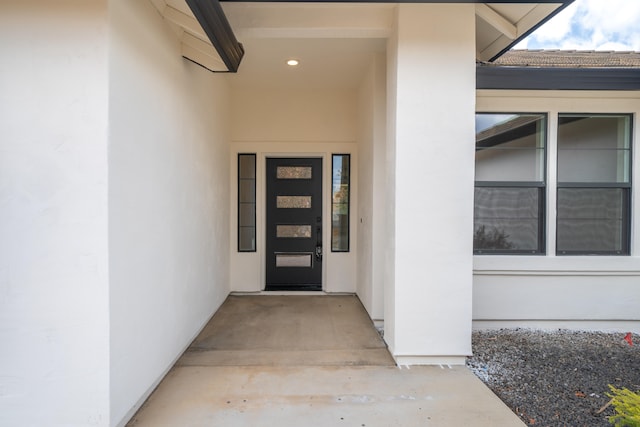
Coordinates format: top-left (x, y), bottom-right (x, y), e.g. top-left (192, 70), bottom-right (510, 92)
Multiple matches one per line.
top-left (467, 330), bottom-right (640, 427)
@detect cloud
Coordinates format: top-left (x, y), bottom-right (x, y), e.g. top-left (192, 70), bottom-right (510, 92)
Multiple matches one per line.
top-left (531, 2), bottom-right (578, 43)
top-left (516, 0), bottom-right (640, 51)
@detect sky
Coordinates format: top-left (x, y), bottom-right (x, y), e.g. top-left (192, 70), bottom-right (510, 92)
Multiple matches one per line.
top-left (515, 0), bottom-right (640, 51)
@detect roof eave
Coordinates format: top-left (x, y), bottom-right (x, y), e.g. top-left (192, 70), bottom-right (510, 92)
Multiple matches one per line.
top-left (477, 66), bottom-right (640, 90)
top-left (486, 1), bottom-right (576, 62)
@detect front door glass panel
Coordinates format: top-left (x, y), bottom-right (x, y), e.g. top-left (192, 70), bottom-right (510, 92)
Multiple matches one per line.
top-left (276, 253), bottom-right (313, 268)
top-left (277, 166), bottom-right (312, 180)
top-left (277, 225), bottom-right (312, 238)
top-left (276, 196), bottom-right (312, 209)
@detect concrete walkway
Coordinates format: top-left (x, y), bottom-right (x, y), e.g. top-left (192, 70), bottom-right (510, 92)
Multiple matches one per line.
top-left (127, 295), bottom-right (525, 426)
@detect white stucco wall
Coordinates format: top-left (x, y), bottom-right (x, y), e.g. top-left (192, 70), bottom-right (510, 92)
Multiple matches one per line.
top-left (357, 62), bottom-right (375, 311)
top-left (357, 54), bottom-right (387, 320)
top-left (474, 91), bottom-right (640, 333)
top-left (231, 88), bottom-right (357, 143)
top-left (0, 1), bottom-right (110, 425)
top-left (386, 4), bottom-right (476, 364)
top-left (384, 15), bottom-right (399, 351)
top-left (108, 1), bottom-right (230, 425)
top-left (229, 88), bottom-right (358, 293)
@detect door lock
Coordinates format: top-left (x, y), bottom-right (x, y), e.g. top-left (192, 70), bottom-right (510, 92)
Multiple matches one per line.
top-left (315, 226), bottom-right (322, 261)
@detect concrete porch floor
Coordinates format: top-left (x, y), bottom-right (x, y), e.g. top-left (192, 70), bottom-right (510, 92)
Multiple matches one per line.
top-left (127, 295), bottom-right (525, 426)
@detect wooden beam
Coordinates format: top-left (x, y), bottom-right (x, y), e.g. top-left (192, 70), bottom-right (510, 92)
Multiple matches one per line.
top-left (182, 33), bottom-right (228, 72)
top-left (475, 4), bottom-right (517, 40)
top-left (185, 0), bottom-right (244, 72)
top-left (164, 5), bottom-right (207, 40)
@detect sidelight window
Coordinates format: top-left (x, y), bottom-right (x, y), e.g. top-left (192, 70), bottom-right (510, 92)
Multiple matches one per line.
top-left (238, 154), bottom-right (256, 252)
top-left (332, 154), bottom-right (350, 252)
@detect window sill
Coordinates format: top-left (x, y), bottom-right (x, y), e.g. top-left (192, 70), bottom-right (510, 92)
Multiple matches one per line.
top-left (473, 255), bottom-right (640, 276)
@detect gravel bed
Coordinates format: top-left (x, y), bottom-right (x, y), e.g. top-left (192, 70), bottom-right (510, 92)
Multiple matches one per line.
top-left (467, 329), bottom-right (640, 427)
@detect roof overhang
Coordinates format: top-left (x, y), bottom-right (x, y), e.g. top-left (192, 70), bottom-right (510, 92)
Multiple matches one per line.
top-left (148, 0), bottom-right (244, 72)
top-left (148, 0), bottom-right (574, 73)
top-left (474, 1), bottom-right (574, 61)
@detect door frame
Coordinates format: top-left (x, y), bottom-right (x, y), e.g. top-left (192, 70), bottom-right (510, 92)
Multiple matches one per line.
top-left (229, 143), bottom-right (357, 294)
top-left (260, 152), bottom-right (328, 291)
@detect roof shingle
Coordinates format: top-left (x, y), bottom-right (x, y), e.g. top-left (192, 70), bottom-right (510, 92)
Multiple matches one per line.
top-left (487, 49), bottom-right (640, 68)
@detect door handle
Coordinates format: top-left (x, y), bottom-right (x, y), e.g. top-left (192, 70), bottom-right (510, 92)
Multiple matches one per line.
top-left (315, 226), bottom-right (322, 261)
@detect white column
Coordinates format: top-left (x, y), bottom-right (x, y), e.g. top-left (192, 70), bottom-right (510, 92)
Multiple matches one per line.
top-left (385, 4), bottom-right (476, 365)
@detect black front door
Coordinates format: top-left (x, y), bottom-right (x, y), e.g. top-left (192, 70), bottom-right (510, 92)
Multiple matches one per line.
top-left (266, 158), bottom-right (322, 291)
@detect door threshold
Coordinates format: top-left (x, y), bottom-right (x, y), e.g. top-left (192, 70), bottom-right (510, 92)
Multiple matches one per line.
top-left (230, 291), bottom-right (356, 296)
top-left (265, 284), bottom-right (321, 292)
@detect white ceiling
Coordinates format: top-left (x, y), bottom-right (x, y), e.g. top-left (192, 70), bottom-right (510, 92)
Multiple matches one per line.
top-left (226, 37), bottom-right (386, 90)
top-left (221, 3), bottom-right (392, 89)
top-left (147, 1), bottom-right (568, 90)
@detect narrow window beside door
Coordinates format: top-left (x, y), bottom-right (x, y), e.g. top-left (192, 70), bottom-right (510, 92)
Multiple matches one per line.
top-left (238, 154), bottom-right (256, 252)
top-left (332, 154), bottom-right (350, 252)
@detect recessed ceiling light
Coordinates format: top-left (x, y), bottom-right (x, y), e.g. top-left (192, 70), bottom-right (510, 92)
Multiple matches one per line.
top-left (287, 59), bottom-right (299, 66)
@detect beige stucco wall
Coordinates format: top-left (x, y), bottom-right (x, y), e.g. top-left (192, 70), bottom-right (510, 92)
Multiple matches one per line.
top-left (356, 54), bottom-right (387, 321)
top-left (0, 1), bottom-right (110, 425)
top-left (1, 1), bottom-right (234, 423)
top-left (108, 0), bottom-right (231, 425)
